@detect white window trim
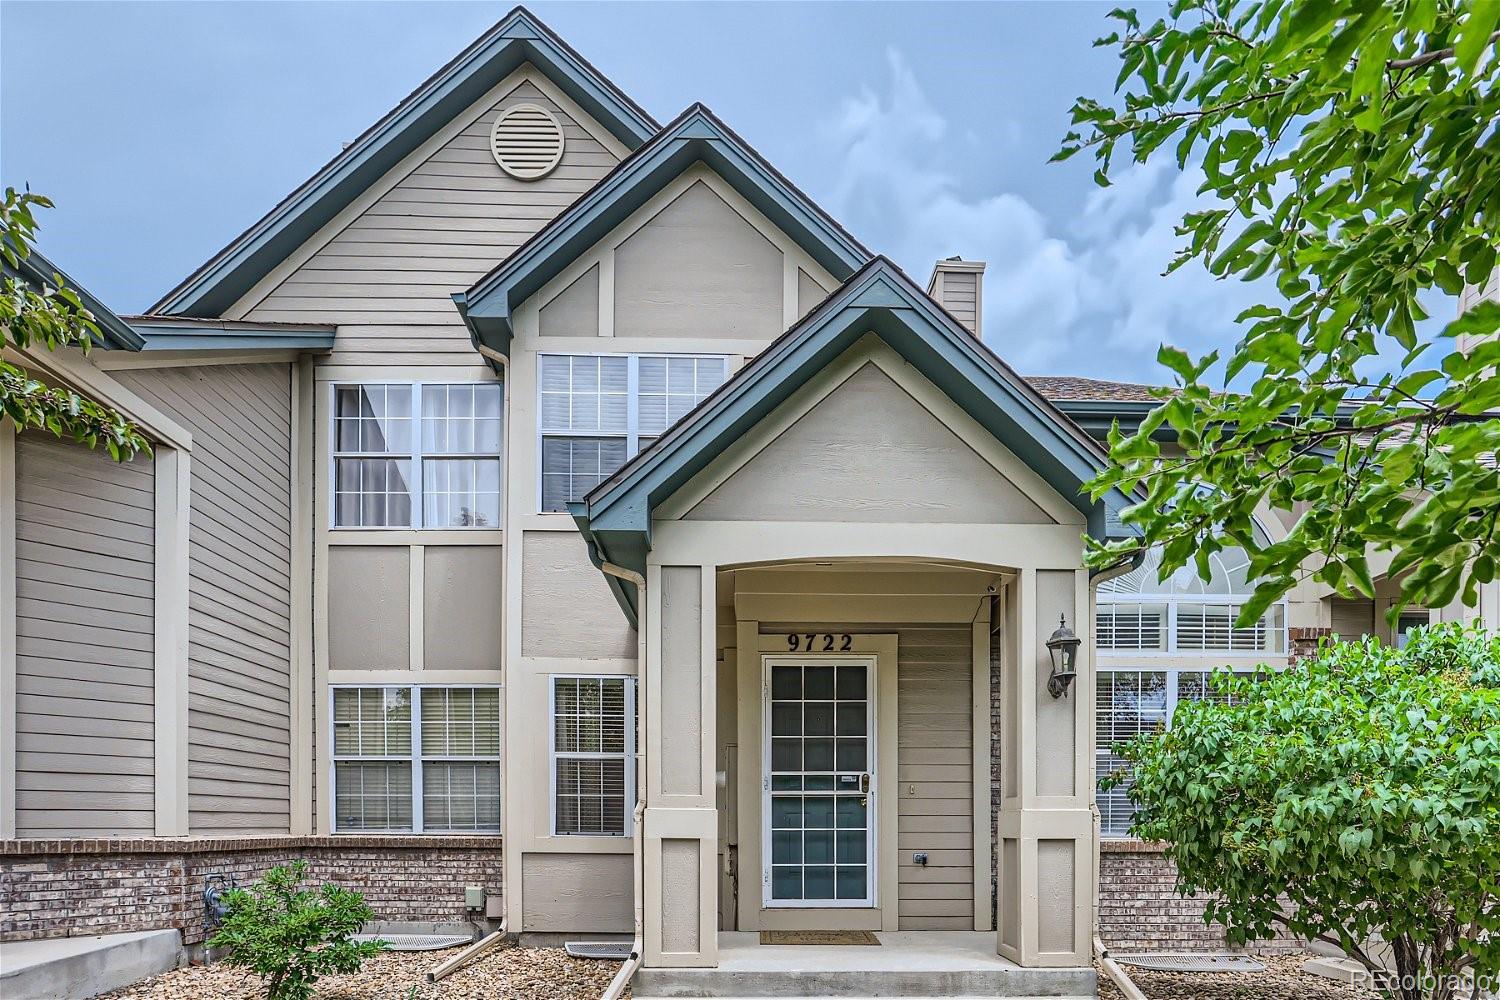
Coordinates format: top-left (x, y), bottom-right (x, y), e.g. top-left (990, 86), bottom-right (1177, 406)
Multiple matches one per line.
top-left (328, 381), bottom-right (504, 531)
top-left (535, 352), bottom-right (729, 514)
top-left (548, 674), bottom-right (637, 838)
top-left (329, 684), bottom-right (502, 835)
top-left (1095, 665), bottom-right (1249, 840)
top-left (1096, 593), bottom-right (1289, 656)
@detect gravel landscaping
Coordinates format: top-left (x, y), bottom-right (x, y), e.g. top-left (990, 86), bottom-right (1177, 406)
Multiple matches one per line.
top-left (1097, 952), bottom-right (1376, 1000)
top-left (99, 942), bottom-right (628, 1000)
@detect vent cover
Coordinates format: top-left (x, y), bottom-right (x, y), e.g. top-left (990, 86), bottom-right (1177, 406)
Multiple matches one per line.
top-left (490, 104), bottom-right (565, 180)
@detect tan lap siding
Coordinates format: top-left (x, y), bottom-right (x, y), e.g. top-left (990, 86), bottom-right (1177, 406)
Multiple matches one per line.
top-left (14, 434), bottom-right (155, 836)
top-left (242, 79), bottom-right (620, 366)
top-left (117, 364), bottom-right (294, 835)
top-left (895, 626), bottom-right (974, 930)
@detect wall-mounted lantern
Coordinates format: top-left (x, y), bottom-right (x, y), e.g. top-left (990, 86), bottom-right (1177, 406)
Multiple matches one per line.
top-left (1045, 613), bottom-right (1081, 699)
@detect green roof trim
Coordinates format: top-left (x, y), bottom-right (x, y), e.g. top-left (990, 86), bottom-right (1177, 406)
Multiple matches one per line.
top-left (569, 257), bottom-right (1139, 625)
top-left (127, 318), bottom-right (337, 352)
top-left (151, 6), bottom-right (657, 318)
top-left (10, 250), bottom-right (146, 352)
top-left (456, 104), bottom-right (874, 361)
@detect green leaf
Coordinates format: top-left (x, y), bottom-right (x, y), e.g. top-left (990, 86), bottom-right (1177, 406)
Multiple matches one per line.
top-left (1454, 2), bottom-right (1500, 78)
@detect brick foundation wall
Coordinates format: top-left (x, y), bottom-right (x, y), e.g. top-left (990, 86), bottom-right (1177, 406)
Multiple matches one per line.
top-left (1098, 841), bottom-right (1300, 954)
top-left (1098, 841), bottom-right (1232, 952)
top-left (0, 836), bottom-right (502, 945)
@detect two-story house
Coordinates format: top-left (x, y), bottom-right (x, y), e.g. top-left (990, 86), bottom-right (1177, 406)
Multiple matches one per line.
top-left (3, 9), bottom-right (1493, 999)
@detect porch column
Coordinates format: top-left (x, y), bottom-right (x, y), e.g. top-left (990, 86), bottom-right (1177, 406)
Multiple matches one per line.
top-left (995, 568), bottom-right (1095, 967)
top-left (642, 564), bottom-right (719, 967)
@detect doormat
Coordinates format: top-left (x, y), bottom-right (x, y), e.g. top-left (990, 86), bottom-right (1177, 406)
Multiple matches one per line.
top-left (759, 930), bottom-right (880, 946)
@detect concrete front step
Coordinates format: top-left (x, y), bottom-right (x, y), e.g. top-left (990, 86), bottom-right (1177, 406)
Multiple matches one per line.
top-left (634, 966), bottom-right (1097, 998)
top-left (632, 931), bottom-right (1097, 999)
top-left (0, 929), bottom-right (183, 1000)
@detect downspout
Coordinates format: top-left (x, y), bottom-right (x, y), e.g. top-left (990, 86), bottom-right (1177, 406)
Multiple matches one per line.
top-left (474, 343), bottom-right (509, 373)
top-left (597, 560), bottom-right (646, 1000)
top-left (1088, 549), bottom-right (1146, 1000)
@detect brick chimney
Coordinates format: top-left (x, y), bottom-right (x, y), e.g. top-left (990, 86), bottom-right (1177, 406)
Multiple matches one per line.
top-left (926, 257), bottom-right (986, 338)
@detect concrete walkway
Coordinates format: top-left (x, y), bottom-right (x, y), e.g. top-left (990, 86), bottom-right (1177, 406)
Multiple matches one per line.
top-left (634, 931), bottom-right (1096, 998)
top-left (0, 929), bottom-right (183, 1000)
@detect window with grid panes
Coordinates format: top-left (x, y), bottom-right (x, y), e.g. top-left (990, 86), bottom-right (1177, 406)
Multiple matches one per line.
top-left (1095, 668), bottom-right (1247, 838)
top-left (538, 354), bottom-right (727, 512)
top-left (551, 676), bottom-right (635, 836)
top-left (332, 687), bottom-right (500, 833)
top-left (333, 383), bottom-right (502, 528)
top-left (1095, 536), bottom-right (1286, 654)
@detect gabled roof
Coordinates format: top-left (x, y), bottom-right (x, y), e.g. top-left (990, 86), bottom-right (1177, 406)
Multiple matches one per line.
top-left (455, 104), bottom-right (874, 361)
top-left (151, 6), bottom-right (658, 318)
top-left (568, 257), bottom-right (1139, 623)
top-left (10, 250), bottom-right (145, 351)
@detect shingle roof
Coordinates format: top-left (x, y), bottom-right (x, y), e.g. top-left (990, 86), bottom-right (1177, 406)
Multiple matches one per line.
top-left (1024, 375), bottom-right (1165, 403)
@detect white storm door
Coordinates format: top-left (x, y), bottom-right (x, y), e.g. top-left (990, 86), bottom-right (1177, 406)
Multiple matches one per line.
top-left (762, 655), bottom-right (876, 908)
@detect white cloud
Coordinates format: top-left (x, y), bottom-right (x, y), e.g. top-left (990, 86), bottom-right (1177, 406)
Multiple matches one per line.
top-left (817, 50), bottom-right (1267, 382)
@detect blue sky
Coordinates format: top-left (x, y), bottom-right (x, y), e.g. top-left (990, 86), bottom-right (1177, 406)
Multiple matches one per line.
top-left (0, 0), bottom-right (1379, 381)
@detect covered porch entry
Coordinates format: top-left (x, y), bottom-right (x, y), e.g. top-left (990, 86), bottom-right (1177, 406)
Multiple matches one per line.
top-left (715, 560), bottom-right (1004, 934)
top-left (632, 539), bottom-right (1096, 978)
top-left (566, 260), bottom-right (1136, 989)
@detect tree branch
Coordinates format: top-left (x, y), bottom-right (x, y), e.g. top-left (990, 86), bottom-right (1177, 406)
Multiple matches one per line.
top-left (1386, 31), bottom-right (1500, 71)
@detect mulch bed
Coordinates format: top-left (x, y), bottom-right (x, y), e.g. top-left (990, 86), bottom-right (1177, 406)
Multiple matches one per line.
top-left (99, 942), bottom-right (627, 1000)
top-left (1097, 952), bottom-right (1376, 999)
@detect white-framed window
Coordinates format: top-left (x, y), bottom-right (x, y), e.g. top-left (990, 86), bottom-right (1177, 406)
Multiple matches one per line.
top-left (1095, 667), bottom-right (1246, 838)
top-left (550, 675), bottom-right (636, 836)
top-left (1096, 540), bottom-right (1287, 655)
top-left (1395, 610), bottom-right (1432, 648)
top-left (331, 686), bottom-right (501, 833)
top-left (332, 382), bottom-right (503, 528)
top-left (538, 353), bottom-right (728, 512)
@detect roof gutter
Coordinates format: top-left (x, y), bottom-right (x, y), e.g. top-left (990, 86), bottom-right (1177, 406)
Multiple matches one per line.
top-left (594, 558), bottom-right (645, 1000)
top-left (9, 253), bottom-right (146, 352)
top-left (1089, 546), bottom-right (1145, 583)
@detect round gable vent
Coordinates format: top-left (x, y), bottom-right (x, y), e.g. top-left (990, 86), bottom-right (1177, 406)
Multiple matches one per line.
top-left (490, 104), bottom-right (565, 180)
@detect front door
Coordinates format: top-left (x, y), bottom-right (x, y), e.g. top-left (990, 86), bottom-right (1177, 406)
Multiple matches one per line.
top-left (762, 654), bottom-right (876, 908)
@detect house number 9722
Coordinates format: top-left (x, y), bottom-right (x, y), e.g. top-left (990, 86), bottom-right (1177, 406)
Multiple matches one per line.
top-left (786, 633), bottom-right (852, 652)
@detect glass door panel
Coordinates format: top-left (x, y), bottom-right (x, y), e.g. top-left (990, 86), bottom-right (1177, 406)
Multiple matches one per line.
top-left (764, 657), bottom-right (874, 907)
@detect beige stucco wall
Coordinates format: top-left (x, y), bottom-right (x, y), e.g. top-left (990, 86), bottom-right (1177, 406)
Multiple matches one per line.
top-left (614, 181), bottom-right (785, 340)
top-left (686, 363), bottom-right (1053, 525)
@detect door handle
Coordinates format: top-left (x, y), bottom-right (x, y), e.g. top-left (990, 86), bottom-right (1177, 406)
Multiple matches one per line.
top-left (859, 772), bottom-right (870, 793)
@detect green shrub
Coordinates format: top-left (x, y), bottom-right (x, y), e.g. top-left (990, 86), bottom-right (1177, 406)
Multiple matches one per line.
top-left (206, 860), bottom-right (385, 1000)
top-left (1107, 623), bottom-right (1500, 1000)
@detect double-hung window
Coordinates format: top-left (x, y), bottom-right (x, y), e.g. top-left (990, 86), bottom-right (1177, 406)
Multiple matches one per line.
top-left (333, 382), bottom-right (503, 528)
top-left (1095, 667), bottom-right (1246, 838)
top-left (538, 354), bottom-right (728, 512)
top-left (550, 676), bottom-right (636, 836)
top-left (332, 686), bottom-right (501, 833)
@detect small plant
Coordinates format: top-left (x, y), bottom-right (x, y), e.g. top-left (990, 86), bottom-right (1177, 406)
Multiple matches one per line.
top-left (207, 860), bottom-right (385, 1000)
